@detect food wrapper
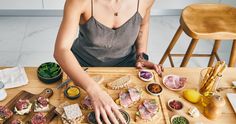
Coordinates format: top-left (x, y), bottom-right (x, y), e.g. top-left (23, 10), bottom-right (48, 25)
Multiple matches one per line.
top-left (0, 66), bottom-right (28, 89)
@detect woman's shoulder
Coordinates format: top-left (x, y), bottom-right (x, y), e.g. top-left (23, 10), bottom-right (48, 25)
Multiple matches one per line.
top-left (140, 0), bottom-right (155, 9)
top-left (64, 0), bottom-right (90, 10)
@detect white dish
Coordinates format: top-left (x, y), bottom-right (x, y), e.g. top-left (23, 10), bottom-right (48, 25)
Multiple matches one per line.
top-left (138, 70), bottom-right (153, 82)
top-left (170, 115), bottom-right (189, 124)
top-left (162, 75), bottom-right (186, 91)
top-left (146, 83), bottom-right (163, 96)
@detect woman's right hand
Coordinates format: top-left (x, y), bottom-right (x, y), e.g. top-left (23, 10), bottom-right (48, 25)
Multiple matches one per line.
top-left (88, 86), bottom-right (127, 124)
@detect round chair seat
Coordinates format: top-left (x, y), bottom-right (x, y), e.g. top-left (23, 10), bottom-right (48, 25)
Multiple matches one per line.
top-left (180, 4), bottom-right (236, 40)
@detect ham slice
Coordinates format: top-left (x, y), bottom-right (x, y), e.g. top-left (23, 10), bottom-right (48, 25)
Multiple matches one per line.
top-left (137, 99), bottom-right (158, 121)
top-left (15, 99), bottom-right (30, 110)
top-left (138, 104), bottom-right (155, 120)
top-left (0, 106), bottom-right (13, 120)
top-left (164, 75), bottom-right (187, 89)
top-left (119, 92), bottom-right (133, 108)
top-left (31, 113), bottom-right (46, 124)
top-left (37, 97), bottom-right (48, 107)
top-left (143, 99), bottom-right (158, 114)
top-left (81, 96), bottom-right (93, 110)
top-left (128, 88), bottom-right (141, 102)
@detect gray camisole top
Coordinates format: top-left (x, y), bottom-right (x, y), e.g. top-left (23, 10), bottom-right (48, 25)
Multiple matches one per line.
top-left (71, 0), bottom-right (142, 67)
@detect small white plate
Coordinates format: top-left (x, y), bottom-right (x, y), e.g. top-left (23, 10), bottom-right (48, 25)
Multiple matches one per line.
top-left (146, 83), bottom-right (163, 96)
top-left (162, 75), bottom-right (186, 91)
top-left (171, 115), bottom-right (189, 124)
top-left (138, 70), bottom-right (153, 82)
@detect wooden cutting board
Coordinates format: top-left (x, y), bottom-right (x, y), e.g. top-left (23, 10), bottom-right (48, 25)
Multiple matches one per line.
top-left (2, 88), bottom-right (57, 124)
top-left (61, 68), bottom-right (170, 124)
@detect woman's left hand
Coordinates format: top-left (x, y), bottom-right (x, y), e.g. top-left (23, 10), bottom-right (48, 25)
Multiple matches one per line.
top-left (136, 59), bottom-right (164, 77)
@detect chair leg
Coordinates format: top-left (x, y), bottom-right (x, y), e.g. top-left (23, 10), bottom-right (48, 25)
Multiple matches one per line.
top-left (159, 26), bottom-right (183, 65)
top-left (208, 40), bottom-right (221, 67)
top-left (180, 39), bottom-right (199, 67)
top-left (229, 40), bottom-right (236, 67)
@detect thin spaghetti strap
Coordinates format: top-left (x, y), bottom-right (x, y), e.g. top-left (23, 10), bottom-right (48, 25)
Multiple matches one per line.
top-left (137, 0), bottom-right (140, 12)
top-left (91, 0), bottom-right (93, 16)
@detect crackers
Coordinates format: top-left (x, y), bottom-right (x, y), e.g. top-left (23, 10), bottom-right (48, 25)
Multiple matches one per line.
top-left (56, 102), bottom-right (84, 124)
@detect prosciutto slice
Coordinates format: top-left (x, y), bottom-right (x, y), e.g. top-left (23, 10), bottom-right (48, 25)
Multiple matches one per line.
top-left (81, 96), bottom-right (93, 110)
top-left (164, 75), bottom-right (187, 89)
top-left (137, 99), bottom-right (159, 120)
top-left (138, 104), bottom-right (155, 120)
top-left (143, 99), bottom-right (158, 114)
top-left (31, 113), bottom-right (46, 124)
top-left (37, 97), bottom-right (48, 107)
top-left (128, 88), bottom-right (141, 102)
top-left (0, 106), bottom-right (13, 119)
top-left (119, 92), bottom-right (133, 108)
top-left (15, 99), bottom-right (30, 110)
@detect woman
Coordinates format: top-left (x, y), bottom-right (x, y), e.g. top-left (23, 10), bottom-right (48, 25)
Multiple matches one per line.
top-left (54, 0), bottom-right (162, 123)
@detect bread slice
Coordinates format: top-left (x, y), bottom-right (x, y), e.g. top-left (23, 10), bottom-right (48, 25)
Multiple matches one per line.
top-left (107, 75), bottom-right (131, 90)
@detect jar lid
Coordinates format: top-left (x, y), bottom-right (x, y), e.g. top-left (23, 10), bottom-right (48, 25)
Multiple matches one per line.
top-left (0, 81), bottom-right (5, 89)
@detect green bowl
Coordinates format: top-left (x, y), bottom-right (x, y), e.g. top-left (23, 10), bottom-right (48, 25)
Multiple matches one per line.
top-left (37, 62), bottom-right (63, 84)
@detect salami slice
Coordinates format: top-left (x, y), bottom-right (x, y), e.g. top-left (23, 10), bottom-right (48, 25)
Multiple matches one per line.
top-left (31, 113), bottom-right (46, 124)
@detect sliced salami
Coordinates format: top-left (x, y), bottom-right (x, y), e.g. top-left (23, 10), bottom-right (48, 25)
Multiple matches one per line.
top-left (31, 113), bottom-right (46, 124)
top-left (0, 106), bottom-right (13, 120)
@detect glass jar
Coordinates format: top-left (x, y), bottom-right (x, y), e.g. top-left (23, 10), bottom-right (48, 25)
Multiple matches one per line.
top-left (199, 68), bottom-right (221, 107)
top-left (0, 81), bottom-right (7, 101)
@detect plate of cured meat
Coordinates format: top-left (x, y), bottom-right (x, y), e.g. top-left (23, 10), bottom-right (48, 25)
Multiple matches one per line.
top-left (163, 75), bottom-right (187, 91)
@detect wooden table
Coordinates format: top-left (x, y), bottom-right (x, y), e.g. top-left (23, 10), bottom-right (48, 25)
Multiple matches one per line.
top-left (0, 67), bottom-right (236, 124)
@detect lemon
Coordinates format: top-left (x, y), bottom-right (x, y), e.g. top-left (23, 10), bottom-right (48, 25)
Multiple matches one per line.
top-left (183, 89), bottom-right (201, 103)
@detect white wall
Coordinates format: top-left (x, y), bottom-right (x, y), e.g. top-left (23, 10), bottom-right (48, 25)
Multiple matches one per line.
top-left (0, 0), bottom-right (42, 9)
top-left (43, 0), bottom-right (65, 9)
top-left (220, 0), bottom-right (236, 6)
top-left (0, 0), bottom-right (235, 15)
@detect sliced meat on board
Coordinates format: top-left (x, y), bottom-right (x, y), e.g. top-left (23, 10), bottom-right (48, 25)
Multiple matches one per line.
top-left (128, 88), bottom-right (141, 102)
top-left (119, 92), bottom-right (133, 108)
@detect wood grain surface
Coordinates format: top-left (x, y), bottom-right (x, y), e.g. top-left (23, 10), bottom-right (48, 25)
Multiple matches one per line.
top-left (0, 67), bottom-right (236, 124)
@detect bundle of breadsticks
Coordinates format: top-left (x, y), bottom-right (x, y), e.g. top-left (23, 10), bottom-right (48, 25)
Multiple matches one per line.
top-left (199, 61), bottom-right (227, 95)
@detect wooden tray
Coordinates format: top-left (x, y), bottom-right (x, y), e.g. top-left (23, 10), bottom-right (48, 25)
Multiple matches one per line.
top-left (2, 88), bottom-right (57, 124)
top-left (61, 68), bottom-right (170, 124)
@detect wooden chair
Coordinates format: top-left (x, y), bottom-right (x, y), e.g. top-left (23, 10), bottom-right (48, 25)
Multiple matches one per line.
top-left (159, 4), bottom-right (236, 67)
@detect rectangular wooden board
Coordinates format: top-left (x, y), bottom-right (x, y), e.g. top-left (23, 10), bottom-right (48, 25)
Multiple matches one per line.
top-left (61, 68), bottom-right (170, 124)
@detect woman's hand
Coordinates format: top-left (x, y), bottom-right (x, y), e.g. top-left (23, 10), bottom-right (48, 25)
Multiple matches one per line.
top-left (88, 86), bottom-right (126, 124)
top-left (136, 59), bottom-right (164, 77)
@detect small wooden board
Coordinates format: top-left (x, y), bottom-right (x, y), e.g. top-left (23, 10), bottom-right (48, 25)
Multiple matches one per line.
top-left (2, 88), bottom-right (57, 124)
top-left (61, 68), bottom-right (170, 124)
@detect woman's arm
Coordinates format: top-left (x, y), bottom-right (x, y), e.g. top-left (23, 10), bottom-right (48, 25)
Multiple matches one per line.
top-left (135, 0), bottom-right (164, 76)
top-left (135, 0), bottom-right (155, 54)
top-left (54, 0), bottom-right (94, 91)
top-left (54, 0), bottom-right (125, 124)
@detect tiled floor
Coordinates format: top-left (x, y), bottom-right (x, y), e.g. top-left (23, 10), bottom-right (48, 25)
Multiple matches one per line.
top-left (0, 16), bottom-right (232, 67)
